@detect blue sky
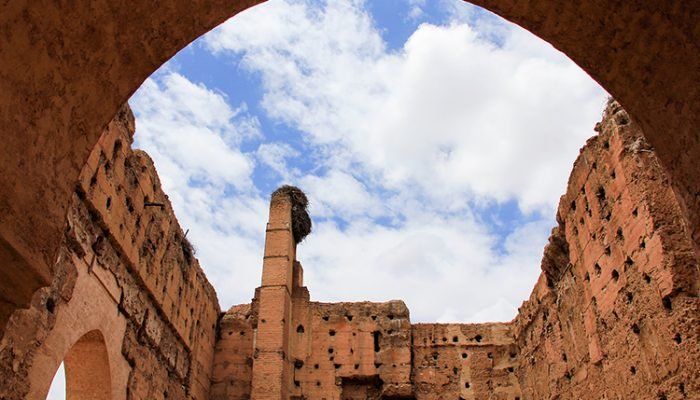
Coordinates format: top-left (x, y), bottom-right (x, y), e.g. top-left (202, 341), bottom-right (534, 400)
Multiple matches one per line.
top-left (128, 0), bottom-right (607, 323)
top-left (48, 1), bottom-right (607, 396)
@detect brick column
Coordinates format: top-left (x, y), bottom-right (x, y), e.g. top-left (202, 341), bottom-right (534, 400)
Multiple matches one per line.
top-left (251, 193), bottom-right (296, 400)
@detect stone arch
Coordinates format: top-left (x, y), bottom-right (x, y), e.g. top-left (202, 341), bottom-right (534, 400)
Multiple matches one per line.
top-left (50, 330), bottom-right (112, 400)
top-left (0, 1), bottom-right (698, 336)
top-left (22, 249), bottom-right (130, 400)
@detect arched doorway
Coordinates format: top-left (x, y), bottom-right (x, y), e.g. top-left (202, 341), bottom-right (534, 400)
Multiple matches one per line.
top-left (47, 330), bottom-right (112, 400)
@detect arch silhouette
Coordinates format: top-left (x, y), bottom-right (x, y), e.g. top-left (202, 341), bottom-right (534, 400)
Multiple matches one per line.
top-left (0, 1), bottom-right (698, 339)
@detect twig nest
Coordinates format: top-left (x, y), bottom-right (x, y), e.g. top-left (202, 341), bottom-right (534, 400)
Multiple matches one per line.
top-left (272, 185), bottom-right (312, 244)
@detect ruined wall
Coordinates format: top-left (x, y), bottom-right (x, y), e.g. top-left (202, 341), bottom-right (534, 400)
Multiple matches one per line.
top-left (0, 105), bottom-right (221, 400)
top-left (209, 101), bottom-right (700, 400)
top-left (412, 323), bottom-right (520, 400)
top-left (513, 101), bottom-right (700, 399)
top-left (289, 300), bottom-right (412, 400)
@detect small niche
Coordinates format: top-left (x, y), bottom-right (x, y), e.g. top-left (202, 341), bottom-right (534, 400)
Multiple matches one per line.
top-left (662, 296), bottom-right (672, 311)
top-left (616, 227), bottom-right (624, 241)
top-left (612, 269), bottom-right (620, 282)
top-left (610, 169), bottom-right (616, 179)
top-left (592, 162), bottom-right (597, 170)
top-left (316, 381), bottom-right (321, 387)
top-left (371, 315), bottom-right (377, 320)
top-left (106, 197), bottom-right (112, 210)
top-left (294, 360), bottom-right (304, 369)
top-left (570, 200), bottom-right (576, 211)
top-left (603, 140), bottom-right (610, 149)
top-left (387, 314), bottom-right (395, 320)
top-left (322, 315), bottom-right (329, 321)
top-left (596, 186), bottom-right (606, 202)
top-left (328, 348), bottom-right (334, 354)
top-left (562, 353), bottom-right (568, 362)
top-left (453, 367), bottom-right (459, 375)
top-left (373, 331), bottom-right (381, 352)
top-left (45, 298), bottom-right (56, 314)
top-left (584, 272), bottom-right (590, 282)
top-left (487, 352), bottom-right (493, 359)
top-left (626, 292), bottom-right (634, 304)
top-left (632, 207), bottom-right (638, 217)
top-left (314, 363), bottom-right (319, 369)
top-left (604, 246), bottom-right (611, 256)
top-left (630, 366), bottom-right (637, 375)
top-left (345, 314), bottom-right (353, 321)
top-left (461, 352), bottom-right (468, 359)
top-left (631, 323), bottom-right (641, 335)
top-left (464, 382), bottom-right (471, 389)
top-left (594, 263), bottom-right (602, 277)
top-left (354, 364), bottom-right (359, 370)
top-left (328, 329), bottom-right (336, 336)
top-left (432, 352), bottom-right (439, 360)
top-left (673, 333), bottom-right (682, 344)
top-left (508, 367), bottom-right (514, 373)
top-left (296, 325), bottom-right (305, 333)
top-left (474, 335), bottom-right (482, 343)
top-left (334, 363), bottom-right (341, 369)
top-left (452, 336), bottom-right (459, 343)
top-left (643, 273), bottom-right (652, 284)
top-left (240, 331), bottom-right (245, 336)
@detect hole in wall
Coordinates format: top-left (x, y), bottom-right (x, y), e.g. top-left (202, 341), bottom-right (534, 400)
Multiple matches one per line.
top-left (662, 296), bottom-right (672, 311)
top-left (46, 297), bottom-right (56, 314)
top-left (631, 324), bottom-right (640, 335)
top-left (296, 324), bottom-right (305, 333)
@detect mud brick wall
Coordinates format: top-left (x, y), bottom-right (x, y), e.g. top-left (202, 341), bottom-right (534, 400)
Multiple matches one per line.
top-left (513, 101), bottom-right (700, 400)
top-left (209, 304), bottom-right (255, 400)
top-left (290, 300), bottom-right (413, 400)
top-left (0, 104), bottom-right (221, 400)
top-left (412, 323), bottom-right (521, 400)
top-left (76, 104), bottom-right (222, 399)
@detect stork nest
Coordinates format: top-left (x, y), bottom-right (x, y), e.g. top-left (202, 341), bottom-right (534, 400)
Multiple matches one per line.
top-left (272, 185), bottom-right (312, 244)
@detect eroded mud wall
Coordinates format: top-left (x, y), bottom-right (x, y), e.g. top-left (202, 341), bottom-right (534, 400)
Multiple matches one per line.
top-left (513, 102), bottom-right (700, 399)
top-left (412, 323), bottom-right (521, 400)
top-left (0, 105), bottom-right (221, 400)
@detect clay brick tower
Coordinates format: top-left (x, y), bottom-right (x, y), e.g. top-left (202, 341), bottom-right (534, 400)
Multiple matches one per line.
top-left (251, 187), bottom-right (310, 400)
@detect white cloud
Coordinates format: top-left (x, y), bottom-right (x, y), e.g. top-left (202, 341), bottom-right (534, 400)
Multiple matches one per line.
top-left (206, 0), bottom-right (606, 214)
top-left (131, 71), bottom-right (271, 306)
top-left (257, 142), bottom-right (300, 181)
top-left (129, 0), bottom-right (608, 323)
